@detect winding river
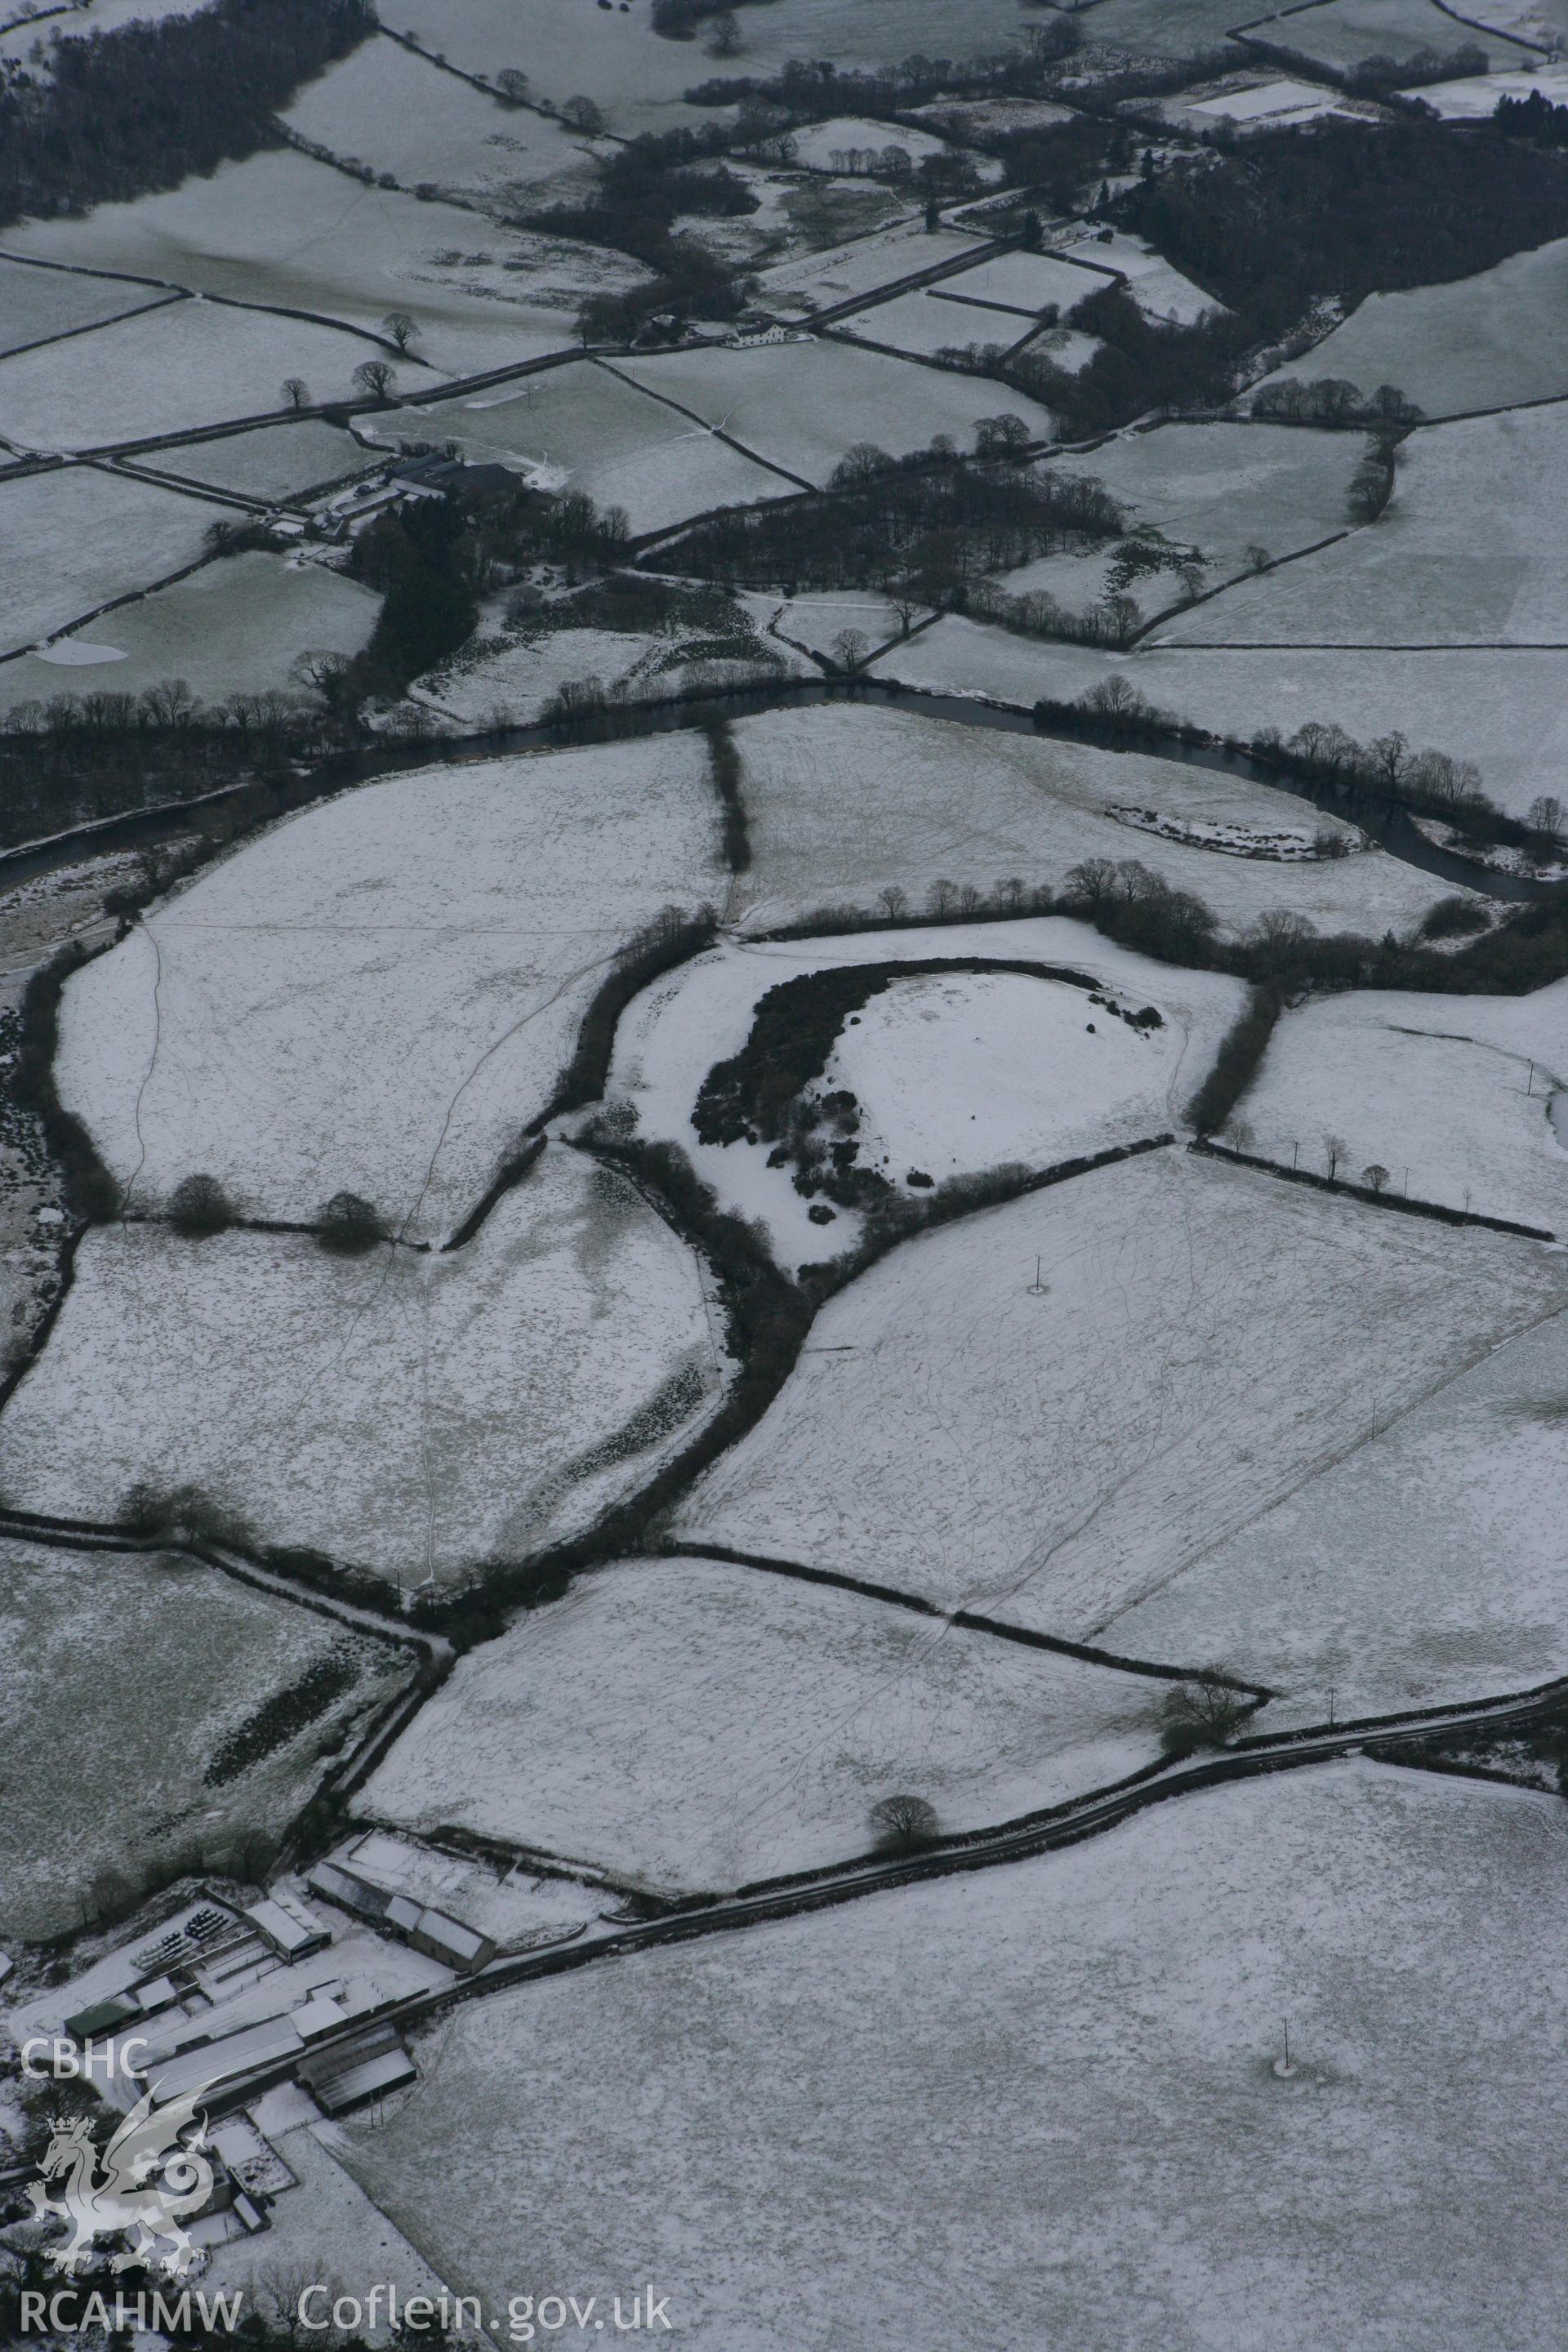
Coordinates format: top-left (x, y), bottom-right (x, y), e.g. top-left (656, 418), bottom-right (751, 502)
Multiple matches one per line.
top-left (0, 675), bottom-right (1554, 905)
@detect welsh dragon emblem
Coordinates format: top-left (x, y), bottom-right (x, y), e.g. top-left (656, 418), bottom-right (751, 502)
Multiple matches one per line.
top-left (28, 2085), bottom-right (216, 2278)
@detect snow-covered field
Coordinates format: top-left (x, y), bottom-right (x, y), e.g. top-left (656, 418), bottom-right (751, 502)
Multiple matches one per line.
top-left (381, 362), bottom-right (796, 530)
top-left (1005, 421), bottom-right (1359, 605)
top-left (1405, 61), bottom-right (1568, 114)
top-left (753, 221), bottom-right (987, 318)
top-left (55, 737), bottom-right (724, 1231)
top-left (908, 95), bottom-right (1080, 138)
top-left (615, 341), bottom-right (1056, 486)
top-left (341, 1763), bottom-right (1568, 2352)
top-left (0, 552), bottom-right (380, 714)
top-left (728, 701), bottom-right (1460, 935)
top-left (0, 0), bottom-right (212, 64)
top-left (370, 0), bottom-right (724, 134)
top-left (0, 1147), bottom-right (727, 1586)
top-left (408, 625), bottom-right (675, 728)
top-left (1254, 236), bottom-right (1568, 417)
top-left (840, 287), bottom-right (1031, 359)
top-left (1112, 1304), bottom-right (1568, 1723)
top-left (606, 917), bottom-right (1245, 1268)
top-left (375, 0), bottom-right (1044, 138)
top-left (758, 587), bottom-right (914, 659)
top-left (0, 466), bottom-right (232, 650)
top-left (1011, 318), bottom-right (1102, 376)
top-left (939, 248), bottom-right (1118, 317)
top-left (1236, 978), bottom-right (1568, 1230)
top-left (1162, 407), bottom-right (1568, 645)
top-left (872, 618), bottom-right (1568, 820)
top-left (1077, 0), bottom-right (1286, 51)
top-left (1, 1534), bottom-right (410, 1941)
top-left (785, 114), bottom-right (956, 172)
top-left (1263, 0), bottom-right (1535, 74)
top-left (152, 418), bottom-right (381, 503)
top-left (410, 615), bottom-right (797, 728)
top-left (0, 296), bottom-right (392, 454)
top-left (1, 150), bottom-right (616, 376)
top-left (362, 1554), bottom-right (1168, 1893)
top-left (281, 32), bottom-right (604, 213)
top-left (0, 256), bottom-right (171, 355)
top-left (1058, 227), bottom-right (1224, 325)
top-left (672, 1148), bottom-right (1566, 1637)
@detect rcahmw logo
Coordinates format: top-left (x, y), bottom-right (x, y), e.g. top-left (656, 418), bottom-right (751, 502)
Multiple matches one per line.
top-left (20, 2287), bottom-right (243, 2336)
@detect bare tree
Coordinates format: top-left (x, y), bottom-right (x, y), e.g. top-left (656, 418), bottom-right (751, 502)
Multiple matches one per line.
top-left (380, 310), bottom-right (417, 353)
top-left (1062, 855), bottom-right (1118, 910)
top-left (1245, 542), bottom-right (1272, 572)
top-left (705, 7), bottom-right (741, 54)
top-left (496, 65), bottom-right (529, 102)
top-left (561, 94), bottom-right (606, 133)
top-left (1369, 381), bottom-right (1420, 425)
top-left (353, 358), bottom-right (397, 401)
top-left (1158, 1670), bottom-right (1250, 1757)
top-left (1080, 674), bottom-right (1147, 719)
top-left (1527, 794), bottom-right (1565, 849)
top-left (291, 648), bottom-right (357, 719)
top-left (1308, 376), bottom-right (1361, 425)
top-left (318, 1191), bottom-right (387, 1254)
top-left (1361, 1164), bottom-right (1390, 1193)
top-left (281, 376), bottom-right (310, 410)
top-left (974, 412), bottom-right (1032, 461)
top-left (876, 884), bottom-right (909, 920)
top-left (1250, 906), bottom-right (1316, 956)
top-left (869, 1794), bottom-right (940, 1852)
top-left (1368, 730), bottom-right (1409, 792)
top-left (831, 626), bottom-right (869, 673)
top-left (1323, 1133), bottom-right (1347, 1179)
top-left (139, 677), bottom-right (198, 728)
top-left (168, 1172), bottom-right (235, 1236)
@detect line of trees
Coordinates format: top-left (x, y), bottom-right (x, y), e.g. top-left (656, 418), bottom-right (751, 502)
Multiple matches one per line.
top-left (1250, 379), bottom-right (1421, 430)
top-left (682, 20), bottom-right (1080, 118)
